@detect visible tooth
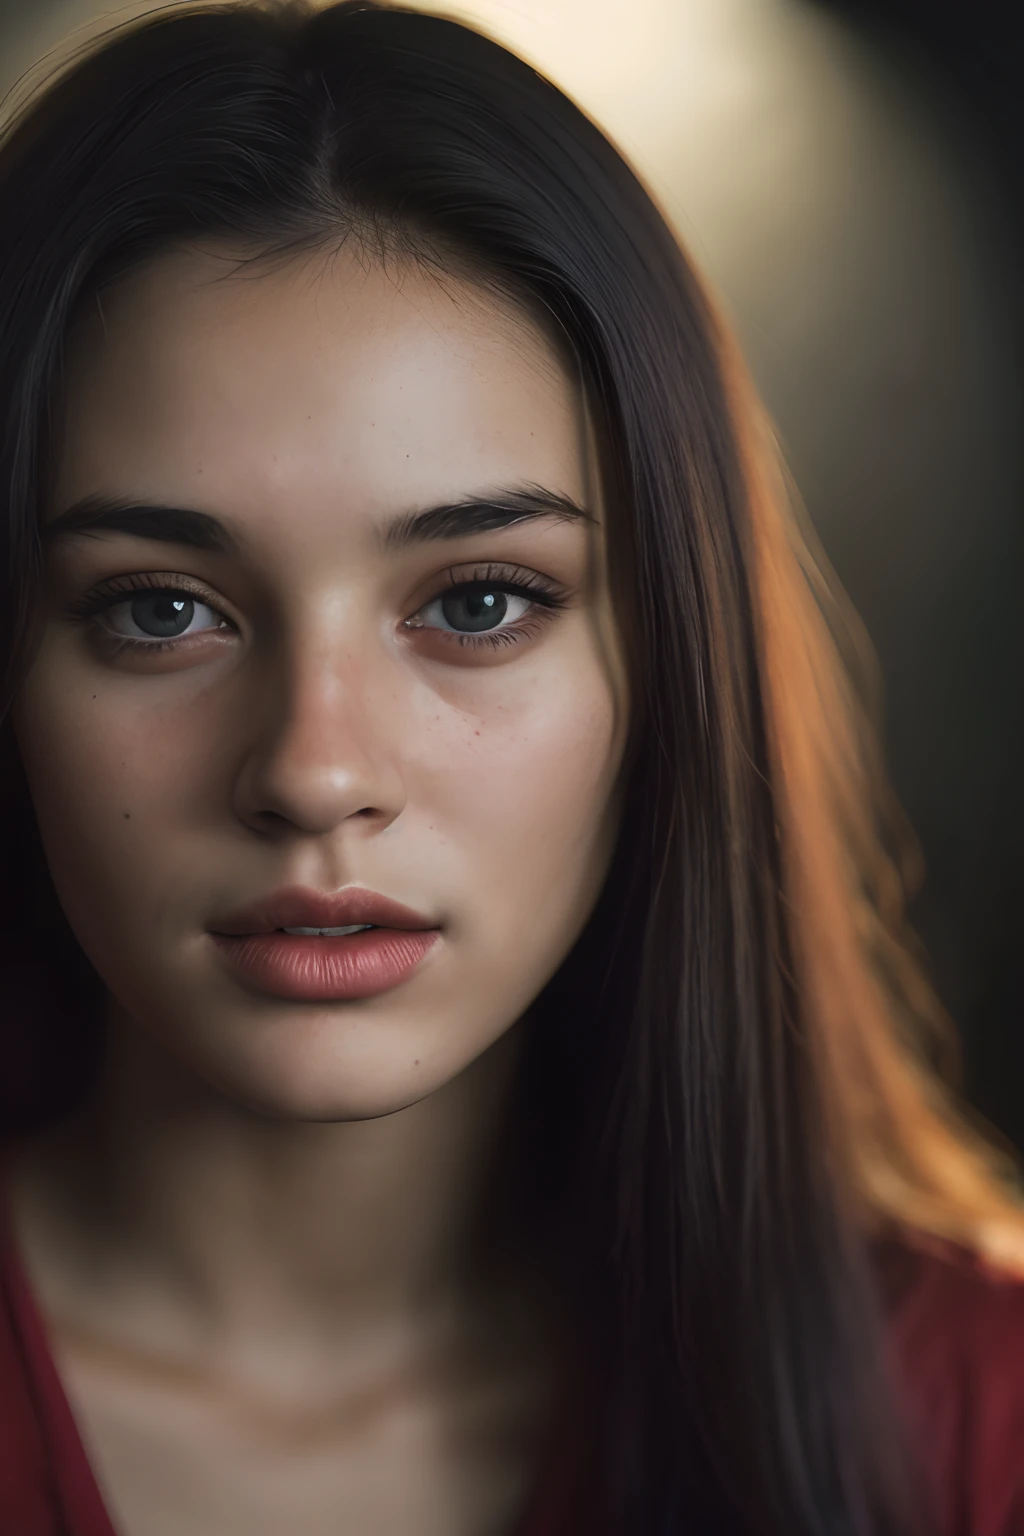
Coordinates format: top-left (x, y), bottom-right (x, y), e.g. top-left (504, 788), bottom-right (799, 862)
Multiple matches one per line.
top-left (280, 925), bottom-right (374, 937)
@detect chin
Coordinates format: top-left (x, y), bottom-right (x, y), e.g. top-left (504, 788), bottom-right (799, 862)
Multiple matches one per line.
top-left (233, 1080), bottom-right (441, 1124)
top-left (187, 1031), bottom-right (467, 1124)
top-left (105, 978), bottom-right (517, 1123)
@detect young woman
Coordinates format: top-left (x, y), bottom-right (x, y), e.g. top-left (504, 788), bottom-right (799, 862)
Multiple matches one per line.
top-left (1, 3), bottom-right (1022, 1533)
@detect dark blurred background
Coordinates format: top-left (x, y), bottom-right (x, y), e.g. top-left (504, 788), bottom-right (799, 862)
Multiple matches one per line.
top-left (795, 0), bottom-right (1022, 1154)
top-left (1, 0), bottom-right (1021, 1150)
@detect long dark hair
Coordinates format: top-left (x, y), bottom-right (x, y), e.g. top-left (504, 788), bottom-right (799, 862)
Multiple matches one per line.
top-left (2, 4), bottom-right (1022, 1531)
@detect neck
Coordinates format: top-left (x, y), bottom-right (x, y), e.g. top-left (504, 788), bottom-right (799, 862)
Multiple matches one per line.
top-left (12, 1005), bottom-right (548, 1352)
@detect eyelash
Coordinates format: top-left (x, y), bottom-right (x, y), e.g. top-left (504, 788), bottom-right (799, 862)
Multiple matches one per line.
top-left (66, 564), bottom-right (569, 657)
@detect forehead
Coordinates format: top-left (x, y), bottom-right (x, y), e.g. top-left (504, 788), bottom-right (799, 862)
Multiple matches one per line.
top-left (54, 243), bottom-right (592, 527)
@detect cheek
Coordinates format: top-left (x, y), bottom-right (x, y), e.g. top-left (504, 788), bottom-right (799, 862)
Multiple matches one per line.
top-left (412, 647), bottom-right (626, 923)
top-left (11, 655), bottom-right (205, 936)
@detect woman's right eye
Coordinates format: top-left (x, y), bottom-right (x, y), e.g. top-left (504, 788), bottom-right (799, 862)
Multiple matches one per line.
top-left (102, 590), bottom-right (230, 643)
top-left (68, 577), bottom-right (235, 653)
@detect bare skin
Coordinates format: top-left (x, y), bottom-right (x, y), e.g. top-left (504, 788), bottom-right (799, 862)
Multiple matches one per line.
top-left (8, 242), bottom-right (629, 1535)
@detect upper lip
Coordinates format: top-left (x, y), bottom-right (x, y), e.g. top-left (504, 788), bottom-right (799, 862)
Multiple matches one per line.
top-left (209, 886), bottom-right (438, 936)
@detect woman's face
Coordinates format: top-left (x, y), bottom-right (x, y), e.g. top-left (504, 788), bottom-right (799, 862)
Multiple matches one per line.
top-left (11, 242), bottom-right (629, 1120)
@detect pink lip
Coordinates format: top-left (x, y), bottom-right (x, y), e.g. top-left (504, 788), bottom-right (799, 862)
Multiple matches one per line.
top-left (209, 885), bottom-right (436, 937)
top-left (208, 886), bottom-right (441, 1002)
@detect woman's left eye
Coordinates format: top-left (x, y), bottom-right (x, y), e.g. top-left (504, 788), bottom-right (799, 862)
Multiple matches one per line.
top-left (415, 584), bottom-right (533, 635)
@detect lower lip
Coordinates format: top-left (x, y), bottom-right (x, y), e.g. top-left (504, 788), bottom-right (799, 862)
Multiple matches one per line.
top-left (209, 928), bottom-right (441, 1001)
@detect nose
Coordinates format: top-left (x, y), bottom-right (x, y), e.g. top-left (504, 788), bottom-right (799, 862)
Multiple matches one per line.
top-left (231, 636), bottom-right (408, 840)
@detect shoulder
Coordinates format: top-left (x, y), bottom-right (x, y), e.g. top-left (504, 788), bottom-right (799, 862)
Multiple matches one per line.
top-left (872, 1227), bottom-right (1024, 1536)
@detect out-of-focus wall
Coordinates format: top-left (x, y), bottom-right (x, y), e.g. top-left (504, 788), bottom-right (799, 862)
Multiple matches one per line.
top-left (2, 0), bottom-right (1021, 1150)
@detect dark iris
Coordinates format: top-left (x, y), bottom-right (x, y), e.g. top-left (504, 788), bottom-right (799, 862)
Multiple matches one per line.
top-left (441, 586), bottom-right (508, 633)
top-left (131, 592), bottom-right (195, 637)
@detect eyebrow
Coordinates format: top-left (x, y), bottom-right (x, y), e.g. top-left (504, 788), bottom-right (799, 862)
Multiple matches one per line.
top-left (41, 485), bottom-right (593, 554)
top-left (42, 496), bottom-right (237, 553)
top-left (382, 486), bottom-right (592, 548)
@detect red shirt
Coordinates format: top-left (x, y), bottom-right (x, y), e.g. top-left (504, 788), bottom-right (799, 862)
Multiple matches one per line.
top-left (1, 1192), bottom-right (1023, 1535)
